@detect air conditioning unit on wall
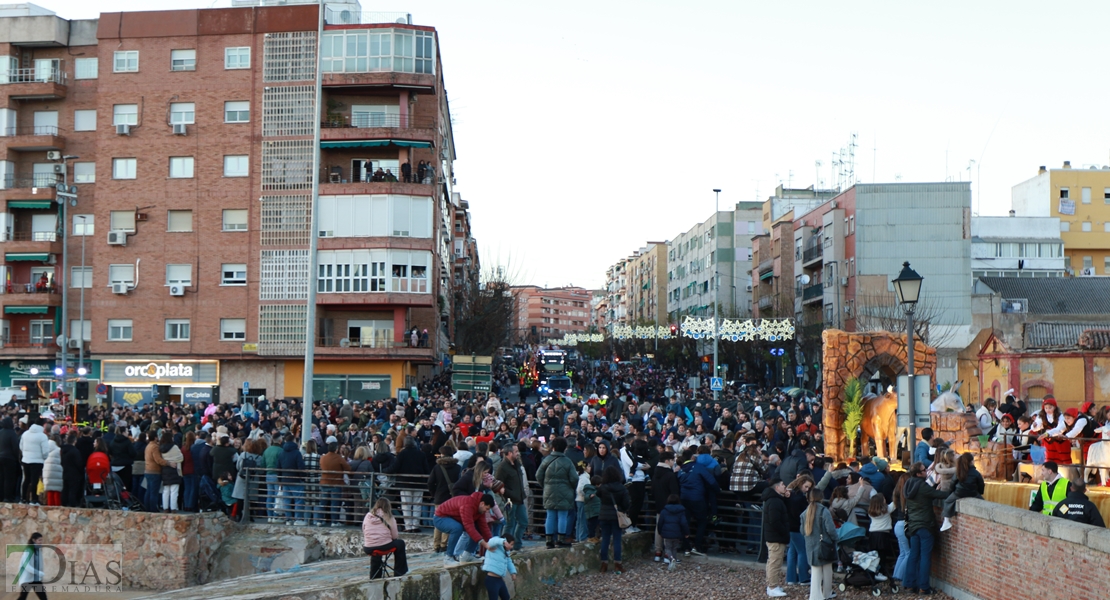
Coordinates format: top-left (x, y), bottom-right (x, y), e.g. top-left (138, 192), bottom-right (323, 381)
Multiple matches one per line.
top-left (111, 282), bottom-right (129, 294)
top-left (169, 285), bottom-right (185, 296)
top-left (116, 124), bottom-right (130, 136)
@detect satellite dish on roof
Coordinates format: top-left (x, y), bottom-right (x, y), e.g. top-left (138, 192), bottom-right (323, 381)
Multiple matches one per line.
top-left (339, 338), bottom-right (351, 348)
top-left (799, 274), bottom-right (810, 285)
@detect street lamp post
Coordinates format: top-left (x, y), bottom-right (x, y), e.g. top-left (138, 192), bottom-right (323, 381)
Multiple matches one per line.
top-left (712, 188), bottom-right (721, 403)
top-left (892, 261), bottom-right (923, 458)
top-left (77, 215), bottom-right (88, 386)
top-left (56, 154), bottom-right (78, 401)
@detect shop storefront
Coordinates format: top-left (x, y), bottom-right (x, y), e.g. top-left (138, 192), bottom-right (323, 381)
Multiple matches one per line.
top-left (0, 359), bottom-right (102, 397)
top-left (102, 360), bottom-right (219, 408)
top-left (284, 360), bottom-right (413, 402)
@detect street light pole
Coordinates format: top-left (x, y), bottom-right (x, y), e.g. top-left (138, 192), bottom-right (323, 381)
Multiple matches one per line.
top-left (57, 155), bottom-right (77, 400)
top-left (893, 261), bottom-right (923, 460)
top-left (712, 188), bottom-right (721, 403)
top-left (77, 215), bottom-right (87, 385)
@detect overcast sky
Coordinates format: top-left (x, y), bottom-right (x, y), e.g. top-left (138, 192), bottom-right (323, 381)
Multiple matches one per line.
top-left (41, 0), bottom-right (1110, 289)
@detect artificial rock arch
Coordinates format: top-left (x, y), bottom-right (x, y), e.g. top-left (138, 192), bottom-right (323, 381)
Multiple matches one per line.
top-left (821, 329), bottom-right (937, 459)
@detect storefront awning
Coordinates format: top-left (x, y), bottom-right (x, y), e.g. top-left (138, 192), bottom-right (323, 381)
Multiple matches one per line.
top-left (4, 253), bottom-right (50, 262)
top-left (7, 201), bottom-right (54, 209)
top-left (759, 271), bottom-right (774, 281)
top-left (5, 306), bottom-right (49, 314)
top-left (321, 139), bottom-right (433, 149)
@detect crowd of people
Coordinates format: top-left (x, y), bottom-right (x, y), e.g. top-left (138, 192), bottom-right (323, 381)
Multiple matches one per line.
top-left (3, 352), bottom-right (1109, 599)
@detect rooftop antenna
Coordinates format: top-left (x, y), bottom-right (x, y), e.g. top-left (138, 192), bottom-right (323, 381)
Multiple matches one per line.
top-left (788, 170), bottom-right (794, 188)
top-left (815, 160), bottom-right (823, 189)
top-left (872, 132), bottom-right (877, 183)
top-left (847, 132), bottom-right (857, 186)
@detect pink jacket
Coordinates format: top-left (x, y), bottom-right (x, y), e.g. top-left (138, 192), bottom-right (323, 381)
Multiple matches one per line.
top-left (362, 509), bottom-right (398, 548)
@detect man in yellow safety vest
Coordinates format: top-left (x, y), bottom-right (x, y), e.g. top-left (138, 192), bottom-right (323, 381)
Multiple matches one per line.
top-left (1029, 461), bottom-right (1068, 515)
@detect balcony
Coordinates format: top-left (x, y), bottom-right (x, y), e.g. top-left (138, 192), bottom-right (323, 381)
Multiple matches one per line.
top-left (802, 245), bottom-right (822, 267)
top-left (323, 71), bottom-right (436, 93)
top-left (320, 115), bottom-right (436, 147)
top-left (802, 283), bottom-right (824, 304)
top-left (318, 166), bottom-right (438, 196)
top-left (0, 333), bottom-right (56, 356)
top-left (758, 295), bottom-right (773, 309)
top-left (1, 69), bottom-right (67, 100)
top-left (2, 126), bottom-right (65, 152)
top-left (3, 174), bottom-right (59, 201)
top-left (757, 258), bottom-right (774, 274)
top-left (1, 230), bottom-right (62, 256)
top-left (315, 336), bottom-right (435, 360)
top-left (324, 8), bottom-right (412, 25)
top-left (2, 281), bottom-right (61, 308)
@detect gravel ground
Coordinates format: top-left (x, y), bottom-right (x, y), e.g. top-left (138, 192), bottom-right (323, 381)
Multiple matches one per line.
top-left (532, 559), bottom-right (956, 600)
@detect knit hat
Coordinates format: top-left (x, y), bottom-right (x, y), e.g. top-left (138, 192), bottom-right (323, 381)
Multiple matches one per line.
top-left (873, 458), bottom-right (888, 471)
top-left (1081, 401), bottom-right (1094, 414)
top-left (1043, 397), bottom-right (1058, 409)
top-left (1064, 407), bottom-right (1078, 418)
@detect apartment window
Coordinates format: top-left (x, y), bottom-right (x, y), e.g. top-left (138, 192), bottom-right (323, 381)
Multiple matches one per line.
top-left (1083, 221), bottom-right (1093, 232)
top-left (167, 210), bottom-right (193, 232)
top-left (72, 214), bottom-right (93, 236)
top-left (112, 158), bottom-right (136, 179)
top-left (1105, 257), bottom-right (1110, 275)
top-left (113, 104), bottom-right (138, 126)
top-left (166, 264), bottom-right (192, 286)
top-left (74, 57), bottom-right (97, 80)
top-left (170, 49), bottom-right (196, 71)
top-left (1064, 256), bottom-right (1072, 270)
top-left (225, 47), bottom-right (250, 69)
top-left (109, 211), bottom-right (135, 232)
top-left (170, 103), bottom-right (195, 125)
top-left (224, 101), bottom-right (249, 123)
top-left (69, 320), bottom-right (91, 342)
top-left (223, 155), bottom-right (249, 177)
top-left (849, 216), bottom-right (855, 234)
top-left (1061, 221), bottom-right (1070, 232)
top-left (108, 319), bottom-right (133, 341)
top-left (169, 157), bottom-right (194, 179)
top-left (220, 318), bottom-right (246, 340)
top-left (73, 162), bottom-right (95, 184)
top-left (1082, 187), bottom-right (1092, 204)
top-left (1104, 188), bottom-right (1110, 203)
top-left (1060, 187), bottom-right (1069, 199)
top-left (165, 319), bottom-right (190, 341)
top-left (1084, 256), bottom-right (1093, 270)
top-left (108, 264), bottom-right (135, 286)
top-left (222, 209), bottom-right (248, 231)
top-left (73, 110), bottom-right (96, 131)
top-left (113, 51), bottom-right (138, 73)
top-left (1104, 223), bottom-right (1110, 233)
top-left (70, 266), bottom-right (92, 288)
top-left (221, 263), bottom-right (247, 285)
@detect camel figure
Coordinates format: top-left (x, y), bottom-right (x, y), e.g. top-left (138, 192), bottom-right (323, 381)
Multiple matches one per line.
top-left (860, 387), bottom-right (898, 460)
top-left (931, 381), bottom-right (964, 412)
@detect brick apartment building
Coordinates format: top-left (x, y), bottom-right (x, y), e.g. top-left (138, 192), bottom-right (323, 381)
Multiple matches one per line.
top-left (0, 1), bottom-right (469, 404)
top-left (511, 285), bottom-right (591, 345)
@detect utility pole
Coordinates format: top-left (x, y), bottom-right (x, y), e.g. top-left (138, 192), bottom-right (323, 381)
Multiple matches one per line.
top-left (300, 1), bottom-right (325, 444)
top-left (712, 188), bottom-right (721, 404)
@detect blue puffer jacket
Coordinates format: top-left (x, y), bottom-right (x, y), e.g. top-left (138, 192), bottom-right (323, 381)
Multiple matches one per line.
top-left (677, 458), bottom-right (719, 503)
top-left (859, 463), bottom-right (887, 491)
top-left (277, 441), bottom-right (305, 483)
top-left (656, 503), bottom-right (690, 540)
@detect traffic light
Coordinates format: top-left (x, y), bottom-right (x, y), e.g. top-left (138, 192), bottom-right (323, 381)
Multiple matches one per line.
top-left (670, 324), bottom-right (678, 335)
top-left (74, 380), bottom-right (89, 401)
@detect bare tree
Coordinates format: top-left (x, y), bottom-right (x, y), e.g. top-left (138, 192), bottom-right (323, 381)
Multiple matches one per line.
top-left (853, 292), bottom-right (960, 349)
top-left (452, 260), bottom-right (523, 355)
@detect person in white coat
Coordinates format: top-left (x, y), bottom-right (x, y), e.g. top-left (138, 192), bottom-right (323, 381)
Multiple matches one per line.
top-left (41, 438), bottom-right (63, 506)
top-left (16, 532), bottom-right (47, 600)
top-left (619, 438), bottom-right (650, 533)
top-left (19, 423), bottom-right (50, 504)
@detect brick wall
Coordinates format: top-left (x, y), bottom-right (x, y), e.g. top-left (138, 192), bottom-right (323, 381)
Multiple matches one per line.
top-left (934, 499), bottom-right (1110, 599)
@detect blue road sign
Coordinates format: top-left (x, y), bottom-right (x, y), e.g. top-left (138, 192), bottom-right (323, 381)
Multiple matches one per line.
top-left (710, 377), bottom-right (724, 391)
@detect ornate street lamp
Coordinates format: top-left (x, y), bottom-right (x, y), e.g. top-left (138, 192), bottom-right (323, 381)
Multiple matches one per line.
top-left (892, 261), bottom-right (923, 458)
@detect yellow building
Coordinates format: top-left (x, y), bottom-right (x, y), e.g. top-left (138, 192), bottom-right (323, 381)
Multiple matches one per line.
top-left (1013, 161), bottom-right (1110, 275)
top-left (628, 242), bottom-right (669, 326)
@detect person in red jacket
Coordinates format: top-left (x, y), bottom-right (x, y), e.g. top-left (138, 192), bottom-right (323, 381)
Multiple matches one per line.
top-left (86, 439), bottom-right (111, 486)
top-left (434, 491), bottom-right (495, 564)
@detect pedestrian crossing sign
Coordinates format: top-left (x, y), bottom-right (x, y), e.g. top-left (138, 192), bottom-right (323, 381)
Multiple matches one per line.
top-left (710, 377), bottom-right (723, 391)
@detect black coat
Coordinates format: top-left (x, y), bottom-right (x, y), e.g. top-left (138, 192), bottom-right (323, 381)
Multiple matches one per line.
top-left (427, 457), bottom-right (461, 505)
top-left (0, 418), bottom-right (19, 460)
top-left (786, 487), bottom-right (808, 533)
top-left (597, 481), bottom-right (631, 522)
top-left (1052, 490), bottom-right (1106, 527)
top-left (76, 436), bottom-right (95, 465)
top-left (652, 464), bottom-right (680, 510)
top-left (108, 435), bottom-right (135, 467)
top-left (387, 446), bottom-right (430, 478)
top-left (761, 486), bottom-right (790, 544)
top-left (60, 444), bottom-right (84, 486)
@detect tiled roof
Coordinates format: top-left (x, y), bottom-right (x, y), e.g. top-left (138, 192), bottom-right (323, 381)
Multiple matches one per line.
top-left (1079, 329), bottom-right (1110, 350)
top-left (978, 277), bottom-right (1110, 315)
top-left (1024, 322), bottom-right (1110, 349)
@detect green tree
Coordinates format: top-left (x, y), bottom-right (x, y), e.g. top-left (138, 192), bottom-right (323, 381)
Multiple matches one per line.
top-left (842, 377), bottom-right (864, 458)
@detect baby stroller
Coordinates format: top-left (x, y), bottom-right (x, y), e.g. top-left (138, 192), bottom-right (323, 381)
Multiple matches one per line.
top-left (103, 472), bottom-right (143, 511)
top-left (835, 521), bottom-right (899, 596)
top-left (199, 476), bottom-right (230, 514)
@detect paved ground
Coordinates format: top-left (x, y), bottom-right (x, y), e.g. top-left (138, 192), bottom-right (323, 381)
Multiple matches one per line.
top-left (532, 557), bottom-right (957, 600)
top-left (0, 590), bottom-right (147, 600)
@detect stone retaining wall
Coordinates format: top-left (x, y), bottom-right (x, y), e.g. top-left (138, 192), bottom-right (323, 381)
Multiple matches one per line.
top-left (0, 503), bottom-right (233, 590)
top-left (935, 498), bottom-right (1110, 599)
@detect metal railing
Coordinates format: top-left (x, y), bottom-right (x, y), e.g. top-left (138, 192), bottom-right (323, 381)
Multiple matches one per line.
top-left (0, 334), bottom-right (53, 348)
top-left (4, 280), bottom-right (59, 294)
top-left (802, 283), bottom-right (823, 302)
top-left (5, 231), bottom-right (58, 242)
top-left (239, 467), bottom-right (765, 552)
top-left (1, 68), bottom-right (67, 86)
top-left (316, 337), bottom-right (430, 349)
top-left (758, 295), bottom-right (773, 309)
top-left (320, 167), bottom-right (437, 185)
top-left (325, 9), bottom-right (412, 25)
top-left (3, 174), bottom-right (59, 189)
top-left (802, 245), bottom-right (822, 264)
top-left (322, 115), bottom-right (435, 129)
top-left (4, 125), bottom-right (60, 137)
